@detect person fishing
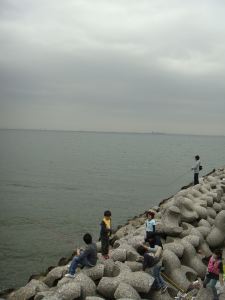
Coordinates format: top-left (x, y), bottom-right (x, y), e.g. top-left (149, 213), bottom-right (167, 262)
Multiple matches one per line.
top-left (192, 155), bottom-right (202, 185)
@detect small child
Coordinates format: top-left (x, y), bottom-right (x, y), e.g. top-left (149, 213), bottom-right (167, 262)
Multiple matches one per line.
top-left (99, 210), bottom-right (112, 259)
top-left (203, 249), bottom-right (224, 300)
top-left (65, 233), bottom-right (97, 278)
top-left (145, 211), bottom-right (156, 241)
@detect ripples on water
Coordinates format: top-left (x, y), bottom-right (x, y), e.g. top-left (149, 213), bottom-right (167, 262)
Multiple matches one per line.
top-left (0, 129), bottom-right (224, 290)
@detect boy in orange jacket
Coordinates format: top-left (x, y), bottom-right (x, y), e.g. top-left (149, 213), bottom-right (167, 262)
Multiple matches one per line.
top-left (99, 210), bottom-right (112, 259)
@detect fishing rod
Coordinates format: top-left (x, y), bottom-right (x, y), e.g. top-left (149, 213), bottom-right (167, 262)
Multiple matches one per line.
top-left (149, 169), bottom-right (192, 187)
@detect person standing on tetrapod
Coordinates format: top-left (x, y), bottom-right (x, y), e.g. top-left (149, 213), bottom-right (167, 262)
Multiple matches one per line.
top-left (192, 155), bottom-right (202, 185)
top-left (99, 210), bottom-right (112, 259)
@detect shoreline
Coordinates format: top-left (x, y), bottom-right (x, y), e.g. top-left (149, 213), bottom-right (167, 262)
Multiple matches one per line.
top-left (1, 167), bottom-right (225, 300)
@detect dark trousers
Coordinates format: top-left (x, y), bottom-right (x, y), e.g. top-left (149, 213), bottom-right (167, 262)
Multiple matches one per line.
top-left (203, 276), bottom-right (218, 300)
top-left (143, 253), bottom-right (155, 270)
top-left (153, 264), bottom-right (166, 289)
top-left (194, 173), bottom-right (199, 185)
top-left (101, 237), bottom-right (109, 255)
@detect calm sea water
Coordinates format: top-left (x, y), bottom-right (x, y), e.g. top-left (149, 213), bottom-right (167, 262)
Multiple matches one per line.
top-left (0, 129), bottom-right (224, 291)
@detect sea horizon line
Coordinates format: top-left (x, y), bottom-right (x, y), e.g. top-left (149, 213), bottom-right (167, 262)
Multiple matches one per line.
top-left (0, 127), bottom-right (224, 138)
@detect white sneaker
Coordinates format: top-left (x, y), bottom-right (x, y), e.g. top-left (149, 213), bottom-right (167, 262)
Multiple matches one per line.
top-left (65, 273), bottom-right (75, 278)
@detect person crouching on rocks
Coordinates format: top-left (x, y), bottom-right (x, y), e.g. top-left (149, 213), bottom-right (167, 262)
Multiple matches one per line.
top-left (137, 232), bottom-right (167, 294)
top-left (65, 233), bottom-right (97, 278)
top-left (203, 249), bottom-right (224, 300)
top-left (145, 211), bottom-right (156, 242)
top-left (99, 210), bottom-right (112, 259)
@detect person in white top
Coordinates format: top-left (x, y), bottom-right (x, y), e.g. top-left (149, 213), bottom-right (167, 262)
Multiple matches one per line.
top-left (192, 155), bottom-right (201, 185)
top-left (145, 211), bottom-right (156, 241)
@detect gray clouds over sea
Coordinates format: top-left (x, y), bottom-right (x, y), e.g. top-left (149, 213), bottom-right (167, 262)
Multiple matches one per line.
top-left (0, 0), bottom-right (225, 135)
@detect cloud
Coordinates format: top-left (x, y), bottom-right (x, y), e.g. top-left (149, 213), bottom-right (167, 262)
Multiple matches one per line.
top-left (0, 0), bottom-right (225, 135)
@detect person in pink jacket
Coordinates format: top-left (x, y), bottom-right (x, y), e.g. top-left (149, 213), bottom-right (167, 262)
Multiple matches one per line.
top-left (203, 249), bottom-right (224, 300)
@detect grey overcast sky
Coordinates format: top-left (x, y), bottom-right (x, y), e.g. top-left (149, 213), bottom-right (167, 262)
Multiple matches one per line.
top-left (0, 0), bottom-right (225, 135)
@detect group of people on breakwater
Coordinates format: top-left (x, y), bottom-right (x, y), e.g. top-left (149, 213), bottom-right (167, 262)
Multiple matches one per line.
top-left (64, 210), bottom-right (170, 294)
top-left (63, 206), bottom-right (224, 299)
top-left (3, 166), bottom-right (225, 300)
top-left (65, 210), bottom-right (112, 278)
top-left (65, 153), bottom-right (204, 278)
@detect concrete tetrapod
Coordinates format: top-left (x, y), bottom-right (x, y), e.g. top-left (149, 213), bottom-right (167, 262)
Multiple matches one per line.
top-left (162, 249), bottom-right (197, 291)
top-left (8, 280), bottom-right (49, 300)
top-left (54, 281), bottom-right (81, 300)
top-left (34, 290), bottom-right (59, 300)
top-left (97, 262), bottom-right (154, 298)
top-left (180, 221), bottom-right (212, 256)
top-left (113, 232), bottom-right (144, 250)
top-left (57, 273), bottom-right (96, 300)
top-left (119, 271), bottom-right (154, 294)
top-left (163, 242), bottom-right (184, 258)
top-left (116, 243), bottom-right (140, 261)
top-left (161, 206), bottom-right (182, 236)
top-left (44, 266), bottom-right (68, 287)
top-left (173, 196), bottom-right (198, 222)
top-left (73, 273), bottom-right (96, 299)
top-left (180, 239), bottom-right (206, 279)
top-left (114, 282), bottom-right (141, 300)
top-left (206, 209), bottom-right (225, 248)
top-left (110, 248), bottom-right (127, 262)
top-left (82, 264), bottom-right (105, 281)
